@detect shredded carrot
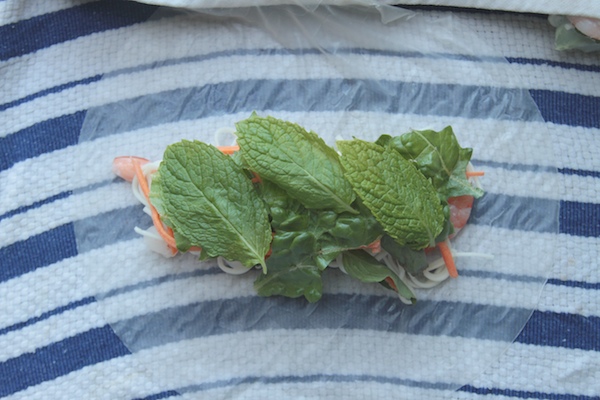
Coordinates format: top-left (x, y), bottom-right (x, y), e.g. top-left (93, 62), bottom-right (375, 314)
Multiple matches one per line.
top-left (133, 160), bottom-right (178, 254)
top-left (384, 277), bottom-right (398, 291)
top-left (466, 171), bottom-right (485, 177)
top-left (217, 145), bottom-right (240, 155)
top-left (437, 239), bottom-right (458, 278)
top-left (360, 238), bottom-right (381, 254)
top-left (251, 172), bottom-right (262, 184)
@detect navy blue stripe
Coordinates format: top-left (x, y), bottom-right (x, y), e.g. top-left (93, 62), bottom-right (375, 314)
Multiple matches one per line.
top-left (133, 392), bottom-right (180, 400)
top-left (547, 278), bottom-right (600, 290)
top-left (530, 90), bottom-right (600, 129)
top-left (0, 224), bottom-right (77, 283)
top-left (560, 200), bottom-right (600, 238)
top-left (0, 190), bottom-right (72, 222)
top-left (0, 111), bottom-right (85, 172)
top-left (0, 297), bottom-right (95, 337)
top-left (0, 326), bottom-right (130, 398)
top-left (461, 385), bottom-right (599, 400)
top-left (507, 57), bottom-right (600, 73)
top-left (0, 75), bottom-right (102, 112)
top-left (517, 310), bottom-right (600, 351)
top-left (559, 168), bottom-right (600, 179)
top-left (0, 1), bottom-right (157, 62)
top-left (400, 5), bottom-right (548, 18)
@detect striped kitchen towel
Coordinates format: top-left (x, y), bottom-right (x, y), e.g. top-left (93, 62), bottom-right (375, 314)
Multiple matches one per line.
top-left (1, 1), bottom-right (599, 399)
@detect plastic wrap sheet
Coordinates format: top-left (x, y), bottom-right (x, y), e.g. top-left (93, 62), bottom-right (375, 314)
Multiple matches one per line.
top-left (75, 5), bottom-right (557, 397)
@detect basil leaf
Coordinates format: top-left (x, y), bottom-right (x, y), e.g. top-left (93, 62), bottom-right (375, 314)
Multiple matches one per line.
top-left (441, 148), bottom-right (484, 199)
top-left (380, 234), bottom-right (428, 276)
top-left (254, 230), bottom-right (323, 303)
top-left (337, 139), bottom-right (445, 250)
top-left (342, 250), bottom-right (415, 303)
top-left (390, 127), bottom-right (483, 199)
top-left (150, 140), bottom-right (271, 270)
top-left (236, 114), bottom-right (356, 214)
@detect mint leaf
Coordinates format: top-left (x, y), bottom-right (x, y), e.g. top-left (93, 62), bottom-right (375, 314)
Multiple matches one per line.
top-left (150, 140), bottom-right (271, 270)
top-left (342, 250), bottom-right (415, 303)
top-left (337, 139), bottom-right (444, 250)
top-left (236, 114), bottom-right (356, 214)
top-left (389, 127), bottom-right (483, 199)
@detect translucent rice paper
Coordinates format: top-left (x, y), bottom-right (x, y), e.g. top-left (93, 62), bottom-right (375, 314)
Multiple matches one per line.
top-left (76, 4), bottom-right (557, 398)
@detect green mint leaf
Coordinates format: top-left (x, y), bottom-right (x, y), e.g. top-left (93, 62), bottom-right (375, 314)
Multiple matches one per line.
top-left (389, 127), bottom-right (483, 199)
top-left (236, 114), bottom-right (357, 214)
top-left (150, 140), bottom-right (271, 270)
top-left (337, 139), bottom-right (445, 250)
top-left (342, 250), bottom-right (415, 303)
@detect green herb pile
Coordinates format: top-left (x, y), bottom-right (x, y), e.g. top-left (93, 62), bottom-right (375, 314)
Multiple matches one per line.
top-left (149, 113), bottom-right (484, 303)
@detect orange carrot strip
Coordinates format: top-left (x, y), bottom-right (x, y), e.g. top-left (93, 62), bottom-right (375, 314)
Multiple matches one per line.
top-left (466, 171), bottom-right (485, 177)
top-left (217, 145), bottom-right (240, 155)
top-left (384, 277), bottom-right (398, 291)
top-left (133, 161), bottom-right (178, 253)
top-left (360, 238), bottom-right (382, 254)
top-left (437, 240), bottom-right (458, 278)
top-left (251, 172), bottom-right (262, 184)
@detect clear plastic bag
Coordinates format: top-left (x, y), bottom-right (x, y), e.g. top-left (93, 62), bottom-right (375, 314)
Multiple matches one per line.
top-left (76, 4), bottom-right (556, 398)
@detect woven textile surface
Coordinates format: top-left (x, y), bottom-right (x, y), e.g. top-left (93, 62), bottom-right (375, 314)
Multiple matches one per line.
top-left (1, 1), bottom-right (599, 399)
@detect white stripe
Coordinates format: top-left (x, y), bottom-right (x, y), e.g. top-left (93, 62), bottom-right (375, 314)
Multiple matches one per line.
top-left (1, 226), bottom-right (595, 335)
top-left (4, 47), bottom-right (600, 138)
top-left (0, 239), bottom-right (201, 330)
top-left (6, 330), bottom-right (599, 400)
top-left (4, 7), bottom-right (598, 106)
top-left (3, 8), bottom-right (599, 110)
top-left (473, 340), bottom-right (600, 396)
top-left (2, 330), bottom-right (507, 399)
top-left (2, 111), bottom-right (598, 217)
top-left (538, 283), bottom-right (600, 317)
top-left (0, 183), bottom-right (134, 248)
top-left (481, 167), bottom-right (600, 203)
top-left (0, 0), bottom-right (93, 26)
top-left (2, 226), bottom-right (598, 363)
top-left (0, 15), bottom-right (278, 106)
top-left (0, 301), bottom-right (107, 363)
top-left (448, 11), bottom-right (600, 66)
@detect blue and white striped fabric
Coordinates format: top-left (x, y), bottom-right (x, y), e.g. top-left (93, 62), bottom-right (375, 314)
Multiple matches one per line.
top-left (1, 1), bottom-right (599, 399)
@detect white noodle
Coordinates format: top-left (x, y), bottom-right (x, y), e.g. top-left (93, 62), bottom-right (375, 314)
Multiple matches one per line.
top-left (214, 126), bottom-right (237, 147)
top-left (217, 257), bottom-right (252, 275)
